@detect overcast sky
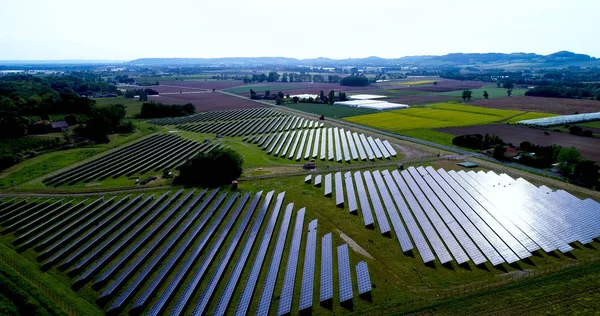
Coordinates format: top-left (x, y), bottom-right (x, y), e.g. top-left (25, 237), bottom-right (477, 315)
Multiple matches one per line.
top-left (1, 0), bottom-right (598, 61)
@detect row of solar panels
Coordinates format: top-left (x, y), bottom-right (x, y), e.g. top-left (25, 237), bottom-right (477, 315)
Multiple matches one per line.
top-left (0, 189), bottom-right (372, 315)
top-left (248, 127), bottom-right (397, 163)
top-left (177, 114), bottom-right (324, 137)
top-left (150, 107), bottom-right (281, 125)
top-left (43, 134), bottom-right (218, 187)
top-left (306, 166), bottom-right (600, 266)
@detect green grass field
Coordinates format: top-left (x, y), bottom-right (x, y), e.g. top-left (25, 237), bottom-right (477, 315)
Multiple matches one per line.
top-left (438, 86), bottom-right (527, 100)
top-left (349, 88), bottom-right (429, 97)
top-left (578, 120), bottom-right (600, 129)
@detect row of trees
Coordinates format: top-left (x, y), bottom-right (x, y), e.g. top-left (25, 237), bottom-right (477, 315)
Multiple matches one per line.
top-left (525, 85), bottom-right (600, 100)
top-left (461, 89), bottom-right (512, 101)
top-left (139, 102), bottom-right (196, 118)
top-left (242, 72), bottom-right (344, 84)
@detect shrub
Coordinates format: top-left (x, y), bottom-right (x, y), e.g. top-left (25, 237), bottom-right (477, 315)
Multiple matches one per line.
top-left (175, 147), bottom-right (243, 187)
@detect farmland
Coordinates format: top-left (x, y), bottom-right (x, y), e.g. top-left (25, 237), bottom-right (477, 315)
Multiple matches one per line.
top-left (439, 124), bottom-right (600, 161)
top-left (344, 103), bottom-right (553, 132)
top-left (472, 96), bottom-right (600, 115)
top-left (439, 86), bottom-right (527, 100)
top-left (143, 92), bottom-right (267, 112)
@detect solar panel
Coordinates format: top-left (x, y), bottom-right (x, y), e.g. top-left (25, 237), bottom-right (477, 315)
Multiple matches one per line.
top-left (359, 134), bottom-right (375, 160)
top-left (344, 172), bottom-right (358, 213)
top-left (367, 136), bottom-right (382, 159)
top-left (327, 128), bottom-right (334, 161)
top-left (266, 132), bottom-right (283, 154)
top-left (401, 169), bottom-right (467, 264)
top-left (255, 203), bottom-right (293, 316)
top-left (443, 170), bottom-right (522, 263)
top-left (288, 130), bottom-right (303, 159)
top-left (353, 171), bottom-right (375, 227)
top-left (320, 128), bottom-right (327, 160)
top-left (339, 128), bottom-right (351, 162)
top-left (391, 170), bottom-right (453, 264)
top-left (356, 261), bottom-right (372, 295)
top-left (320, 233), bottom-right (333, 303)
top-left (337, 244), bottom-right (353, 303)
top-left (381, 170), bottom-right (435, 263)
top-left (277, 207), bottom-right (306, 316)
top-left (167, 192), bottom-right (250, 316)
top-left (312, 127), bottom-right (321, 158)
top-left (372, 170), bottom-right (413, 253)
top-left (305, 175), bottom-right (312, 184)
top-left (353, 132), bottom-right (367, 161)
top-left (382, 140), bottom-right (397, 156)
top-left (234, 192), bottom-right (286, 316)
top-left (305, 129), bottom-right (315, 160)
top-left (333, 127), bottom-right (343, 162)
top-left (314, 175), bottom-right (322, 187)
top-left (212, 191), bottom-right (275, 316)
top-left (346, 130), bottom-right (359, 160)
top-left (374, 138), bottom-right (390, 158)
top-left (406, 167), bottom-right (474, 264)
top-left (191, 191), bottom-right (263, 316)
top-left (130, 191), bottom-right (227, 313)
top-left (324, 173), bottom-right (333, 197)
top-left (335, 172), bottom-right (345, 207)
top-left (299, 219), bottom-right (318, 311)
top-left (295, 129), bottom-right (309, 161)
top-left (363, 171), bottom-right (391, 235)
top-left (279, 131), bottom-right (295, 157)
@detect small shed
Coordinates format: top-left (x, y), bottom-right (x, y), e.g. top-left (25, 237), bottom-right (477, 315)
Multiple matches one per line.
top-left (51, 121), bottom-right (69, 132)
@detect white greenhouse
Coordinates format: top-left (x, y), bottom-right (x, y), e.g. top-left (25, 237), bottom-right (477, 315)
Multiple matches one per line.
top-left (517, 112), bottom-right (600, 127)
top-left (334, 100), bottom-right (409, 111)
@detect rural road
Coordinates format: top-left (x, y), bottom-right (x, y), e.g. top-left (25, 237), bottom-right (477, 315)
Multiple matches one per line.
top-left (219, 91), bottom-right (565, 180)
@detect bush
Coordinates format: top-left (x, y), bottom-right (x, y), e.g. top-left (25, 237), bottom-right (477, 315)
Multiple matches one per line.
top-left (175, 147), bottom-right (243, 187)
top-left (340, 75), bottom-right (370, 87)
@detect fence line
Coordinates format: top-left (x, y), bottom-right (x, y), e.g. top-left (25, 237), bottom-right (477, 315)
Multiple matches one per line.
top-left (0, 253), bottom-right (77, 316)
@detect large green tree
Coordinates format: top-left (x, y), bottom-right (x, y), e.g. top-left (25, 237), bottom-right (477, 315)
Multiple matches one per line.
top-left (176, 147), bottom-right (243, 187)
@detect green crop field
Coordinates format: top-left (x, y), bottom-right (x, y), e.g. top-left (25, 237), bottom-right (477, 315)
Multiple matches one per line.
top-left (438, 86), bottom-right (527, 100)
top-left (93, 97), bottom-right (144, 118)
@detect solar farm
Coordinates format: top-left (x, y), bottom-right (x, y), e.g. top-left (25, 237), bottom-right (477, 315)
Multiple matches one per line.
top-left (2, 104), bottom-right (600, 315)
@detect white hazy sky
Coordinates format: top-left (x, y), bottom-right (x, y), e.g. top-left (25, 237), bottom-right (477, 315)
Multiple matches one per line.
top-left (1, 0), bottom-right (599, 60)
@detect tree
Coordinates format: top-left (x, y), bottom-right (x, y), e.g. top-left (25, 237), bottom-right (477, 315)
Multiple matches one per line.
top-left (595, 88), bottom-right (600, 100)
top-left (573, 160), bottom-right (600, 188)
top-left (275, 97), bottom-right (283, 105)
top-left (292, 96), bottom-right (299, 103)
top-left (277, 91), bottom-right (284, 99)
top-left (462, 90), bottom-right (472, 101)
top-left (320, 90), bottom-right (325, 101)
top-left (492, 145), bottom-right (506, 160)
top-left (507, 89), bottom-right (513, 97)
top-left (502, 79), bottom-right (515, 89)
top-left (569, 125), bottom-right (583, 135)
top-left (340, 75), bottom-right (370, 87)
top-left (557, 147), bottom-right (582, 175)
top-left (328, 90), bottom-right (335, 105)
top-left (76, 104), bottom-right (127, 142)
top-left (483, 90), bottom-right (489, 99)
top-left (496, 81), bottom-right (502, 88)
top-left (124, 90), bottom-right (136, 98)
top-left (433, 81), bottom-right (438, 86)
top-left (339, 92), bottom-right (347, 101)
top-left (267, 71), bottom-right (280, 82)
top-left (176, 147), bottom-right (243, 187)
top-left (250, 89), bottom-right (257, 99)
top-left (265, 90), bottom-right (270, 97)
top-left (138, 90), bottom-right (147, 102)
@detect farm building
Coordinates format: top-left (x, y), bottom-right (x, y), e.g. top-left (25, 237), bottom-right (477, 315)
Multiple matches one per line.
top-left (334, 100), bottom-right (409, 111)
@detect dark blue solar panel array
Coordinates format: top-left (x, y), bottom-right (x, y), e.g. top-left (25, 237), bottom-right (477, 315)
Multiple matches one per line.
top-left (356, 261), bottom-right (372, 295)
top-left (333, 127), bottom-right (342, 162)
top-left (106, 189), bottom-right (219, 311)
top-left (305, 129), bottom-right (315, 160)
top-left (344, 172), bottom-right (358, 213)
top-left (146, 191), bottom-right (236, 315)
top-left (353, 132), bottom-right (367, 161)
top-left (295, 129), bottom-right (309, 161)
top-left (213, 191), bottom-right (275, 316)
top-left (191, 191), bottom-right (262, 315)
top-left (337, 244), bottom-right (353, 303)
top-left (320, 128), bottom-right (327, 160)
top-left (320, 232), bottom-right (333, 303)
top-left (168, 192), bottom-right (251, 316)
top-left (327, 128), bottom-right (334, 161)
top-left (255, 203), bottom-right (293, 315)
top-left (324, 173), bottom-right (333, 197)
top-left (372, 170), bottom-right (413, 253)
top-left (354, 171), bottom-right (375, 227)
top-left (335, 172), bottom-right (345, 207)
top-left (299, 219), bottom-right (318, 311)
top-left (346, 130), bottom-right (359, 160)
top-left (130, 191), bottom-right (227, 312)
top-left (339, 128), bottom-right (351, 162)
top-left (234, 191), bottom-right (286, 316)
top-left (363, 171), bottom-right (391, 235)
top-left (277, 207), bottom-right (306, 316)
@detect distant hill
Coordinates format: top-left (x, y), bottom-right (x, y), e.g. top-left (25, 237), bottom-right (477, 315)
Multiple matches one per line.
top-left (128, 51), bottom-right (600, 68)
